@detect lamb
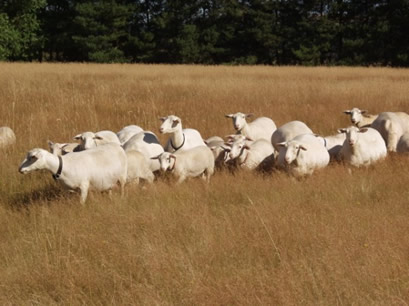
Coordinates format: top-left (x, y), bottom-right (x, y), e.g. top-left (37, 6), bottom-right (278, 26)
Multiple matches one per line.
top-left (370, 112), bottom-right (409, 152)
top-left (397, 133), bottom-right (409, 153)
top-left (152, 146), bottom-right (215, 184)
top-left (159, 115), bottom-right (206, 152)
top-left (343, 108), bottom-right (378, 128)
top-left (0, 126), bottom-right (16, 148)
top-left (48, 141), bottom-right (81, 156)
top-left (117, 125), bottom-right (144, 145)
top-left (225, 112), bottom-right (276, 142)
top-left (122, 131), bottom-right (164, 172)
top-left (74, 130), bottom-right (121, 150)
top-left (271, 120), bottom-right (314, 152)
top-left (277, 134), bottom-right (330, 177)
top-left (125, 150), bottom-right (155, 184)
top-left (223, 135), bottom-right (275, 171)
top-left (338, 126), bottom-right (387, 167)
top-left (18, 143), bottom-right (127, 204)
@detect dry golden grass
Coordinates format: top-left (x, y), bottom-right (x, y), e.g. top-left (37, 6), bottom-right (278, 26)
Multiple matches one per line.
top-left (1, 63), bottom-right (409, 304)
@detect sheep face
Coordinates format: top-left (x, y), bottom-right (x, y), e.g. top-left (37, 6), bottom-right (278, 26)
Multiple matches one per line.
top-left (19, 149), bottom-right (47, 174)
top-left (225, 112), bottom-right (253, 132)
top-left (74, 132), bottom-right (103, 150)
top-left (159, 115), bottom-right (181, 134)
top-left (229, 139), bottom-right (249, 160)
top-left (48, 141), bottom-right (63, 156)
top-left (338, 126), bottom-right (368, 147)
top-left (155, 152), bottom-right (176, 171)
top-left (344, 108), bottom-right (367, 125)
top-left (278, 141), bottom-right (307, 165)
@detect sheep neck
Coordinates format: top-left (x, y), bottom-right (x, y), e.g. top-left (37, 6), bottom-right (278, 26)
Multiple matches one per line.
top-left (238, 147), bottom-right (249, 165)
top-left (52, 156), bottom-right (64, 180)
top-left (170, 128), bottom-right (185, 151)
top-left (239, 123), bottom-right (250, 137)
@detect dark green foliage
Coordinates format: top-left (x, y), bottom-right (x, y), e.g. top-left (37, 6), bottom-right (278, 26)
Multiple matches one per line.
top-left (1, 0), bottom-right (409, 66)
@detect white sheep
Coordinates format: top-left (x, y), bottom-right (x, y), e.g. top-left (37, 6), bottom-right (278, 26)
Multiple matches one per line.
top-left (18, 143), bottom-right (127, 204)
top-left (48, 141), bottom-right (81, 156)
top-left (117, 125), bottom-right (144, 145)
top-left (73, 130), bottom-right (120, 150)
top-left (343, 108), bottom-right (378, 128)
top-left (338, 126), bottom-right (387, 167)
top-left (225, 112), bottom-right (276, 141)
top-left (271, 120), bottom-right (313, 152)
top-left (152, 146), bottom-right (215, 184)
top-left (122, 131), bottom-right (164, 172)
top-left (159, 115), bottom-right (206, 152)
top-left (321, 133), bottom-right (347, 160)
top-left (397, 133), bottom-right (409, 153)
top-left (371, 112), bottom-right (409, 152)
top-left (0, 126), bottom-right (16, 148)
top-left (125, 150), bottom-right (154, 184)
top-left (277, 134), bottom-right (330, 177)
top-left (223, 135), bottom-right (275, 171)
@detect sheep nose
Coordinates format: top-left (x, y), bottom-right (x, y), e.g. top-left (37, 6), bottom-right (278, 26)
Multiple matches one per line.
top-left (285, 158), bottom-right (290, 164)
top-left (351, 119), bottom-right (356, 123)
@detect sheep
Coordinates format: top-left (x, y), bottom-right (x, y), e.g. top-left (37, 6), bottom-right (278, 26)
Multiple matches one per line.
top-left (122, 131), bottom-right (164, 172)
top-left (48, 141), bottom-right (81, 156)
top-left (370, 112), bottom-right (409, 152)
top-left (338, 126), bottom-right (387, 167)
top-left (271, 120), bottom-right (313, 152)
top-left (152, 146), bottom-right (215, 184)
top-left (277, 134), bottom-right (330, 177)
top-left (117, 125), bottom-right (144, 145)
top-left (225, 112), bottom-right (276, 142)
top-left (159, 115), bottom-right (206, 152)
top-left (343, 108), bottom-right (378, 128)
top-left (397, 133), bottom-right (409, 153)
top-left (223, 135), bottom-right (275, 171)
top-left (0, 126), bottom-right (16, 148)
top-left (73, 130), bottom-right (120, 150)
top-left (125, 150), bottom-right (155, 184)
top-left (18, 143), bottom-right (127, 204)
top-left (204, 136), bottom-right (228, 169)
top-left (321, 133), bottom-right (347, 160)
top-left (204, 136), bottom-right (224, 147)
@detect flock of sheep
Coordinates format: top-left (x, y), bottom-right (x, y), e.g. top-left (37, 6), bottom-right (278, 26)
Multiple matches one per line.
top-left (4, 107), bottom-right (409, 204)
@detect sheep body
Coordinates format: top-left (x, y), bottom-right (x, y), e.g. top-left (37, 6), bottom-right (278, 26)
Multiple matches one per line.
top-left (155, 146), bottom-right (215, 183)
top-left (125, 150), bottom-right (154, 184)
top-left (160, 115), bottom-right (206, 152)
top-left (397, 133), bottom-right (409, 153)
top-left (0, 126), bottom-right (16, 147)
top-left (371, 112), bottom-right (409, 152)
top-left (225, 112), bottom-right (276, 141)
top-left (122, 131), bottom-right (164, 172)
top-left (19, 143), bottom-right (127, 204)
top-left (271, 120), bottom-right (313, 152)
top-left (343, 108), bottom-right (377, 128)
top-left (277, 134), bottom-right (330, 177)
top-left (338, 126), bottom-right (387, 167)
top-left (322, 133), bottom-right (347, 160)
top-left (117, 125), bottom-right (144, 145)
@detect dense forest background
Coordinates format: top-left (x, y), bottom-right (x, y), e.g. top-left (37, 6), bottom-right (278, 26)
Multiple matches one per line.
top-left (1, 0), bottom-right (409, 65)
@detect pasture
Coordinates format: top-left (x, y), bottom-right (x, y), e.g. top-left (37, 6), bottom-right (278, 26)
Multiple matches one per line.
top-left (0, 63), bottom-right (409, 304)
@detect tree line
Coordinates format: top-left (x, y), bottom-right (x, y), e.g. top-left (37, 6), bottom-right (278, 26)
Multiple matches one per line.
top-left (1, 0), bottom-right (409, 66)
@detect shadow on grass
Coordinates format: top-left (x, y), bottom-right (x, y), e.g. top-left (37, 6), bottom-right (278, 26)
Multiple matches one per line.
top-left (7, 185), bottom-right (76, 210)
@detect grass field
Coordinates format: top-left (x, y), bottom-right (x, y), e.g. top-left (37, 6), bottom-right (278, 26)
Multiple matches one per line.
top-left (0, 63), bottom-right (409, 304)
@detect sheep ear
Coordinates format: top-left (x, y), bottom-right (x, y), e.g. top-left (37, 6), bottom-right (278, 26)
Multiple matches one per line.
top-left (245, 137), bottom-right (253, 141)
top-left (245, 113), bottom-right (254, 118)
top-left (337, 128), bottom-right (347, 134)
top-left (225, 114), bottom-right (234, 118)
top-left (277, 142), bottom-right (287, 148)
top-left (170, 154), bottom-right (176, 160)
top-left (151, 154), bottom-right (161, 160)
top-left (361, 110), bottom-right (368, 114)
top-left (94, 135), bottom-right (104, 140)
top-left (300, 145), bottom-right (307, 151)
top-left (73, 134), bottom-right (82, 140)
top-left (159, 117), bottom-right (167, 122)
top-left (244, 145), bottom-right (250, 150)
top-left (221, 145), bottom-right (231, 152)
top-left (47, 140), bottom-right (54, 148)
top-left (343, 110), bottom-right (352, 114)
top-left (359, 128), bottom-right (369, 133)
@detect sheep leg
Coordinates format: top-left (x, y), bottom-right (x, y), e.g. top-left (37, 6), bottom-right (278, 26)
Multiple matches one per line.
top-left (79, 182), bottom-right (90, 205)
top-left (176, 175), bottom-right (186, 184)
